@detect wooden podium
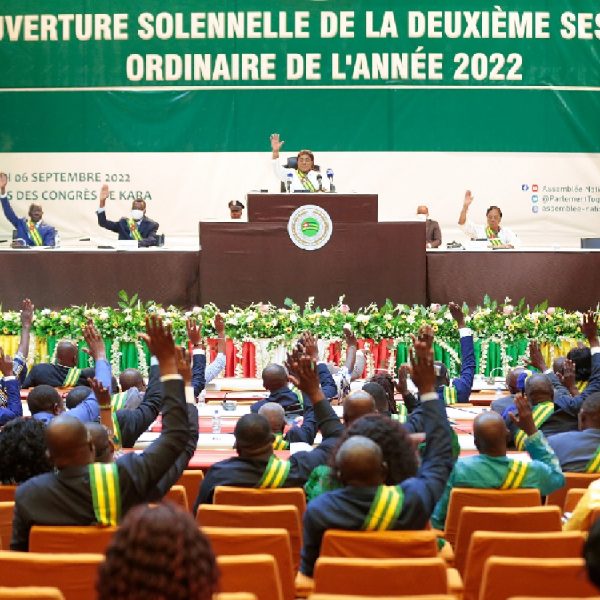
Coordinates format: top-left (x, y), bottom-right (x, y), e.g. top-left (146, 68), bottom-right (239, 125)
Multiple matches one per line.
top-left (199, 194), bottom-right (426, 308)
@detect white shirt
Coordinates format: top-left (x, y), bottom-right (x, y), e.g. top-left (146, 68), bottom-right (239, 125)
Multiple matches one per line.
top-left (272, 158), bottom-right (326, 192)
top-left (461, 219), bottom-right (520, 247)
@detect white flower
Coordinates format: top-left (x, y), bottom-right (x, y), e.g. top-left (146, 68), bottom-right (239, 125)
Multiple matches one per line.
top-left (406, 314), bottom-right (415, 324)
top-left (356, 315), bottom-right (370, 323)
top-left (290, 313), bottom-right (298, 323)
top-left (384, 314), bottom-right (393, 321)
top-left (99, 311), bottom-right (109, 320)
top-left (192, 306), bottom-right (202, 314)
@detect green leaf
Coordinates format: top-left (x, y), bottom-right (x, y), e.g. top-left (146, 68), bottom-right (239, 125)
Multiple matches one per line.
top-left (283, 297), bottom-right (294, 308)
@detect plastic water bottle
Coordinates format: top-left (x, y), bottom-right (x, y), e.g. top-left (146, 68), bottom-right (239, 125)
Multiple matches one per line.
top-left (211, 408), bottom-right (221, 437)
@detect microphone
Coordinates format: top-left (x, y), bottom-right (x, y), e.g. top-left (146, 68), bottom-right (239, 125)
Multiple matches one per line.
top-left (316, 173), bottom-right (323, 192)
top-left (286, 172), bottom-right (293, 193)
top-left (326, 168), bottom-right (335, 192)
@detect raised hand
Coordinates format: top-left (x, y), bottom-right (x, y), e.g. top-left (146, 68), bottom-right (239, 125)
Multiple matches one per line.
top-left (82, 320), bottom-right (106, 361)
top-left (20, 298), bottom-right (34, 329)
top-left (557, 358), bottom-right (577, 394)
top-left (99, 184), bottom-right (109, 208)
top-left (285, 343), bottom-right (320, 397)
top-left (409, 337), bottom-right (435, 394)
top-left (417, 324), bottom-right (435, 349)
top-left (139, 316), bottom-right (177, 375)
top-left (88, 377), bottom-right (111, 408)
top-left (526, 340), bottom-right (547, 372)
top-left (509, 393), bottom-right (536, 436)
top-left (176, 346), bottom-right (192, 385)
top-left (0, 348), bottom-right (13, 376)
top-left (215, 313), bottom-right (225, 337)
top-left (448, 301), bottom-right (465, 328)
top-left (0, 172), bottom-right (7, 195)
top-left (463, 190), bottom-right (474, 207)
top-left (581, 311), bottom-right (599, 346)
top-left (395, 364), bottom-right (410, 395)
top-left (270, 132), bottom-right (285, 155)
top-left (186, 318), bottom-right (203, 348)
top-left (343, 325), bottom-right (357, 347)
top-left (302, 331), bottom-right (319, 362)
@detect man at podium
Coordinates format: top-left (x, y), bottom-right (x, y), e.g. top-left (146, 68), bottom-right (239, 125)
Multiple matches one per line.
top-left (270, 133), bottom-right (325, 192)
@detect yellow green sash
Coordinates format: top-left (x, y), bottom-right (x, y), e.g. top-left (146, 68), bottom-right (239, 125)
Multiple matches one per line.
top-left (362, 485), bottom-right (404, 531)
top-left (272, 433), bottom-right (290, 451)
top-left (111, 411), bottom-right (122, 448)
top-left (126, 219), bottom-right (143, 241)
top-left (485, 226), bottom-right (503, 247)
top-left (577, 381), bottom-right (588, 393)
top-left (63, 367), bottom-right (82, 387)
top-left (296, 170), bottom-right (316, 192)
top-left (441, 385), bottom-right (457, 406)
top-left (27, 220), bottom-right (43, 246)
top-left (500, 459), bottom-right (529, 489)
top-left (258, 455), bottom-right (290, 488)
top-left (514, 401), bottom-right (554, 450)
top-left (585, 446), bottom-right (600, 473)
top-left (394, 401), bottom-right (407, 424)
top-left (89, 463), bottom-right (121, 526)
top-left (111, 392), bottom-right (128, 411)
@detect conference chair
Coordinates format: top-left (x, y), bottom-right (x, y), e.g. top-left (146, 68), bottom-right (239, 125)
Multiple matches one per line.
top-left (217, 554), bottom-right (284, 600)
top-left (453, 505), bottom-right (563, 575)
top-left (442, 487), bottom-right (541, 547)
top-left (214, 594), bottom-right (257, 600)
top-left (0, 588), bottom-right (65, 600)
top-left (312, 557), bottom-right (453, 597)
top-left (546, 472), bottom-right (600, 509)
top-left (0, 551), bottom-right (103, 600)
top-left (479, 557), bottom-right (598, 600)
top-left (197, 504), bottom-right (302, 571)
top-left (176, 469), bottom-right (204, 511)
top-left (29, 525), bottom-right (117, 554)
top-left (320, 529), bottom-right (438, 559)
top-left (308, 596), bottom-right (456, 600)
top-left (461, 530), bottom-right (586, 600)
top-left (213, 485), bottom-right (306, 518)
top-left (165, 484), bottom-right (188, 510)
top-left (0, 502), bottom-right (13, 550)
top-left (564, 488), bottom-right (588, 514)
top-left (0, 485), bottom-right (16, 502)
top-left (203, 527), bottom-right (295, 600)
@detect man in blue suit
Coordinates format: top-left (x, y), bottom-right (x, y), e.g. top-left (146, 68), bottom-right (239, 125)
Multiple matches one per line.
top-left (0, 173), bottom-right (56, 247)
top-left (96, 184), bottom-right (160, 247)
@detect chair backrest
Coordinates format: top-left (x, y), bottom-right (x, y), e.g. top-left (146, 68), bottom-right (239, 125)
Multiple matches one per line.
top-left (0, 587), bottom-right (65, 600)
top-left (444, 488), bottom-right (541, 546)
top-left (564, 488), bottom-right (588, 514)
top-left (313, 557), bottom-right (449, 596)
top-left (213, 485), bottom-right (306, 518)
top-left (479, 556), bottom-right (598, 600)
top-left (0, 550), bottom-right (103, 600)
top-left (203, 527), bottom-right (295, 600)
top-left (0, 502), bottom-right (14, 550)
top-left (0, 486), bottom-right (16, 502)
top-left (546, 472), bottom-right (600, 509)
top-left (165, 484), bottom-right (188, 511)
top-left (177, 469), bottom-right (204, 512)
top-left (308, 596), bottom-right (456, 600)
top-left (320, 529), bottom-right (438, 559)
top-left (214, 594), bottom-right (257, 600)
top-left (454, 505), bottom-right (562, 575)
top-left (462, 530), bottom-right (586, 600)
top-left (217, 554), bottom-right (284, 600)
top-left (198, 504), bottom-right (302, 571)
top-left (29, 526), bottom-right (117, 554)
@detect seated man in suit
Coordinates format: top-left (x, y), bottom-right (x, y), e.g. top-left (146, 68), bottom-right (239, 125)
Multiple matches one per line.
top-left (431, 394), bottom-right (564, 530)
top-left (417, 205), bottom-right (442, 248)
top-left (96, 184), bottom-right (160, 247)
top-left (10, 315), bottom-right (193, 551)
top-left (0, 173), bottom-right (56, 246)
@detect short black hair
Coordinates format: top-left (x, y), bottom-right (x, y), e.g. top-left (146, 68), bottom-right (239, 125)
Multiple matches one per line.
top-left (362, 382), bottom-right (389, 414)
top-left (368, 374), bottom-right (396, 413)
top-left (581, 392), bottom-right (600, 416)
top-left (0, 418), bottom-right (52, 483)
top-left (27, 385), bottom-right (61, 414)
top-left (486, 205), bottom-right (503, 217)
top-left (567, 346), bottom-right (592, 381)
top-left (65, 385), bottom-right (91, 409)
top-left (234, 414), bottom-right (272, 450)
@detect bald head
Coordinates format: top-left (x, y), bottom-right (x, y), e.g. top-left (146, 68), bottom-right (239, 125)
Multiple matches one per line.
top-left (335, 436), bottom-right (386, 487)
top-left (505, 367), bottom-right (526, 395)
top-left (552, 356), bottom-right (566, 375)
top-left (46, 414), bottom-right (95, 470)
top-left (473, 411), bottom-right (508, 456)
top-left (258, 402), bottom-right (286, 434)
top-left (234, 414), bottom-right (274, 458)
top-left (56, 341), bottom-right (78, 368)
top-left (416, 205), bottom-right (429, 216)
top-left (524, 373), bottom-right (553, 406)
top-left (119, 369), bottom-right (145, 393)
top-left (86, 422), bottom-right (114, 463)
top-left (343, 390), bottom-right (377, 425)
top-left (262, 364), bottom-right (288, 392)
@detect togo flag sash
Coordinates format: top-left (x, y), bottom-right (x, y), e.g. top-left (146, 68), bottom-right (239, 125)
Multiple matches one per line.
top-left (441, 385), bottom-right (457, 406)
top-left (258, 455), bottom-right (290, 488)
top-left (111, 392), bottom-right (128, 412)
top-left (586, 446), bottom-right (600, 473)
top-left (89, 462), bottom-right (122, 526)
top-left (485, 226), bottom-right (503, 247)
top-left (27, 220), bottom-right (43, 246)
top-left (63, 367), bottom-right (81, 387)
top-left (500, 459), bottom-right (529, 489)
top-left (296, 170), bottom-right (316, 192)
top-left (362, 485), bottom-right (404, 531)
top-left (514, 401), bottom-right (554, 450)
top-left (272, 433), bottom-right (290, 451)
top-left (127, 219), bottom-right (143, 241)
top-left (111, 411), bottom-right (123, 448)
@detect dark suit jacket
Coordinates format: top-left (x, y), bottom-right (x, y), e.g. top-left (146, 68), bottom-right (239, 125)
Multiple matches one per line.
top-left (23, 363), bottom-right (96, 389)
top-left (426, 219), bottom-right (442, 248)
top-left (97, 210), bottom-right (160, 247)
